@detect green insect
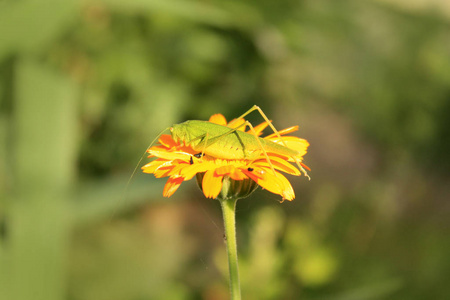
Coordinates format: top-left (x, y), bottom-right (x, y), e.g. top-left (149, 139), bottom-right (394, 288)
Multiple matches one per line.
top-left (127, 105), bottom-right (309, 200)
top-left (167, 105), bottom-right (310, 178)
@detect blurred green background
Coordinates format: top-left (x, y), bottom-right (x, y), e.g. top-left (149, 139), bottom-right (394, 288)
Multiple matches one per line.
top-left (1, 0), bottom-right (450, 299)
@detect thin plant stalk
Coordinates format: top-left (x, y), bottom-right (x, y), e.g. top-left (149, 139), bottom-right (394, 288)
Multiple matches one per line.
top-left (219, 197), bottom-right (241, 300)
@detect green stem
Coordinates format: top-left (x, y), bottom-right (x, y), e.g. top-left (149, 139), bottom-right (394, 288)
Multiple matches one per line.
top-left (219, 197), bottom-right (241, 300)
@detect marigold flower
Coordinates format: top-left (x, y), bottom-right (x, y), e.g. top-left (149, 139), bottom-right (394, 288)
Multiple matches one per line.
top-left (142, 113), bottom-right (310, 201)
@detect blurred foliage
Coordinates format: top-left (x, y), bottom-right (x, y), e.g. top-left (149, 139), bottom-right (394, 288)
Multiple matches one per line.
top-left (1, 0), bottom-right (450, 299)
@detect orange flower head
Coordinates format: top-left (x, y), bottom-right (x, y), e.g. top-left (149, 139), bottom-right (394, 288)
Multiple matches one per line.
top-left (142, 113), bottom-right (310, 201)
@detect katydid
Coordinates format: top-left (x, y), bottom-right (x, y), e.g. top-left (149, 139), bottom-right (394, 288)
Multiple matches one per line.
top-left (127, 105), bottom-right (309, 202)
top-left (171, 120), bottom-right (299, 160)
top-left (169, 105), bottom-right (310, 178)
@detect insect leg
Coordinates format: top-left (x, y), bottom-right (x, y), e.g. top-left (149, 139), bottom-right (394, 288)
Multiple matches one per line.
top-left (183, 133), bottom-right (208, 161)
top-left (187, 133), bottom-right (209, 163)
top-left (231, 105), bottom-right (310, 179)
top-left (228, 106), bottom-right (286, 146)
top-left (200, 132), bottom-right (209, 160)
top-left (231, 105), bottom-right (286, 146)
top-left (244, 120), bottom-right (277, 176)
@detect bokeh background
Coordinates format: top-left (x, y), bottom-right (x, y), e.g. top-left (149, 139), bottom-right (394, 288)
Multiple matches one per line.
top-left (1, 0), bottom-right (450, 299)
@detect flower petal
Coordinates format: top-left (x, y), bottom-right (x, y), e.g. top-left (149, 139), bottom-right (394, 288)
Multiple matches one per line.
top-left (214, 165), bottom-right (248, 181)
top-left (202, 170), bottom-right (223, 199)
top-left (229, 168), bottom-right (248, 180)
top-left (253, 155), bottom-right (301, 176)
top-left (158, 134), bottom-right (178, 148)
top-left (163, 177), bottom-right (185, 197)
top-left (265, 126), bottom-right (299, 138)
top-left (244, 169), bottom-right (295, 201)
top-left (180, 162), bottom-right (213, 180)
top-left (215, 165), bottom-right (236, 176)
top-left (148, 149), bottom-right (192, 161)
top-left (154, 165), bottom-right (176, 178)
top-left (227, 118), bottom-right (247, 131)
top-left (141, 159), bottom-right (169, 174)
top-left (267, 136), bottom-right (309, 157)
top-left (301, 163), bottom-right (311, 171)
top-left (269, 171), bottom-right (295, 201)
top-left (209, 114), bottom-right (227, 125)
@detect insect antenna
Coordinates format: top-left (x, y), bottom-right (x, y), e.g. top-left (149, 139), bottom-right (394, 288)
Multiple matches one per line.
top-left (123, 127), bottom-right (171, 204)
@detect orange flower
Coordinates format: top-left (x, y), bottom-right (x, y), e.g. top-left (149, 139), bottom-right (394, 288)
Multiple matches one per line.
top-left (142, 114), bottom-right (310, 201)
